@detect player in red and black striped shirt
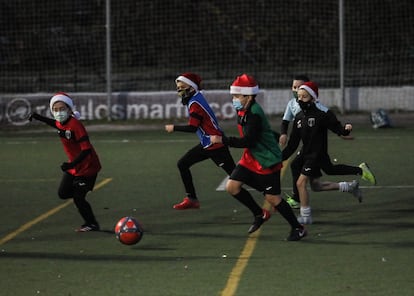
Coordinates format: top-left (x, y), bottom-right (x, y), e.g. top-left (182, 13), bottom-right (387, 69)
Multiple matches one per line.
top-left (29, 92), bottom-right (101, 232)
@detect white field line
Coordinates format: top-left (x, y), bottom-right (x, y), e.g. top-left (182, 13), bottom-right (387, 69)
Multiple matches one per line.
top-left (215, 177), bottom-right (414, 191)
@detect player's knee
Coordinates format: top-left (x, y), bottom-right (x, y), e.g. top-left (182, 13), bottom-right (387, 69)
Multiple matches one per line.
top-left (57, 190), bottom-right (71, 200)
top-left (265, 194), bottom-right (281, 207)
top-left (296, 179), bottom-right (306, 189)
top-left (226, 181), bottom-right (240, 195)
top-left (177, 158), bottom-right (189, 170)
top-left (309, 177), bottom-right (324, 191)
top-left (310, 181), bottom-right (322, 191)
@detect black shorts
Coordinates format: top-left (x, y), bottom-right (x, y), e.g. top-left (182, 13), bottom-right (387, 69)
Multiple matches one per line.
top-left (292, 153), bottom-right (323, 178)
top-left (58, 172), bottom-right (98, 199)
top-left (230, 164), bottom-right (281, 195)
top-left (301, 159), bottom-right (323, 178)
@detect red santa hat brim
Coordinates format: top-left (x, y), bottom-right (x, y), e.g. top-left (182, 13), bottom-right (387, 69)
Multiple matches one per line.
top-left (230, 85), bottom-right (259, 95)
top-left (230, 74), bottom-right (260, 95)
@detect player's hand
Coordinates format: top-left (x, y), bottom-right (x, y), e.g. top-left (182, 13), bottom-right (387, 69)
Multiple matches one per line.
top-left (60, 162), bottom-right (74, 171)
top-left (165, 124), bottom-right (174, 133)
top-left (344, 123), bottom-right (353, 131)
top-left (279, 134), bottom-right (288, 147)
top-left (27, 112), bottom-right (35, 122)
top-left (210, 135), bottom-right (222, 144)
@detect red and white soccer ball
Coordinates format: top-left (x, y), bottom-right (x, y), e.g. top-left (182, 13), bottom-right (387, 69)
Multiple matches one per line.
top-left (115, 216), bottom-right (144, 245)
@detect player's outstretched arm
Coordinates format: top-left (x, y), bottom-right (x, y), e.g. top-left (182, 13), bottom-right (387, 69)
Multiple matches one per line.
top-left (28, 112), bottom-right (56, 128)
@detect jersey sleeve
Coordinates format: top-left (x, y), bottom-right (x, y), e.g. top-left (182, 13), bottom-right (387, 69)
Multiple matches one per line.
top-left (282, 101), bottom-right (295, 121)
top-left (224, 113), bottom-right (261, 148)
top-left (326, 110), bottom-right (351, 136)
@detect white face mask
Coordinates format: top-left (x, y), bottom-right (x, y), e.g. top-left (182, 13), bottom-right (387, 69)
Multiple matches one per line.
top-left (53, 110), bottom-right (69, 123)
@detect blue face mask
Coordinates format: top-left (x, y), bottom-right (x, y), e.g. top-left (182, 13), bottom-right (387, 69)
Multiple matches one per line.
top-left (232, 99), bottom-right (243, 110)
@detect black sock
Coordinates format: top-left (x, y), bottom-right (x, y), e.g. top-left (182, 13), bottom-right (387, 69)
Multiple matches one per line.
top-left (186, 194), bottom-right (198, 201)
top-left (292, 193), bottom-right (300, 203)
top-left (275, 199), bottom-right (301, 229)
top-left (232, 188), bottom-right (262, 216)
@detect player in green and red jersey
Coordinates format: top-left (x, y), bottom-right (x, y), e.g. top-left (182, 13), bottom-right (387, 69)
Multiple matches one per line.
top-left (211, 74), bottom-right (307, 240)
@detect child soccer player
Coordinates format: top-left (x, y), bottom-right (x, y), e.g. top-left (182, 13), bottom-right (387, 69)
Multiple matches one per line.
top-left (211, 74), bottom-right (307, 240)
top-left (29, 92), bottom-right (102, 232)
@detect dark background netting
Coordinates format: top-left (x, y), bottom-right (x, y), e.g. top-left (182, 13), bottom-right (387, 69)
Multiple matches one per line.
top-left (0, 0), bottom-right (413, 93)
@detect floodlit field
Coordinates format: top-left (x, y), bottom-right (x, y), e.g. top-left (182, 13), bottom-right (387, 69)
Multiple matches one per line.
top-left (1, 122), bottom-right (413, 296)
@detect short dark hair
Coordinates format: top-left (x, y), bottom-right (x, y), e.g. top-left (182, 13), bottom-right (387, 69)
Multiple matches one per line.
top-left (294, 75), bottom-right (310, 82)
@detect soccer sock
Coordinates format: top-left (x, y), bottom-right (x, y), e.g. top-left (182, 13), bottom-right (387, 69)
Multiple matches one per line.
top-left (339, 182), bottom-right (350, 192)
top-left (276, 199), bottom-right (302, 228)
top-left (232, 188), bottom-right (262, 216)
top-left (292, 193), bottom-right (300, 202)
top-left (300, 206), bottom-right (311, 217)
top-left (186, 193), bottom-right (198, 201)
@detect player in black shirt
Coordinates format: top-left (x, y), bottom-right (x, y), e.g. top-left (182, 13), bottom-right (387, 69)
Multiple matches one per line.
top-left (282, 82), bottom-right (374, 224)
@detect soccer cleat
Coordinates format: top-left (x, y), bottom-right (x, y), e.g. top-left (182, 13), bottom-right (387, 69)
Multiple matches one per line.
top-left (285, 193), bottom-right (300, 209)
top-left (349, 180), bottom-right (362, 203)
top-left (287, 227), bottom-right (307, 241)
top-left (248, 209), bottom-right (271, 234)
top-left (297, 215), bottom-right (313, 225)
top-left (173, 197), bottom-right (200, 210)
top-left (359, 162), bottom-right (376, 185)
top-left (76, 223), bottom-right (100, 232)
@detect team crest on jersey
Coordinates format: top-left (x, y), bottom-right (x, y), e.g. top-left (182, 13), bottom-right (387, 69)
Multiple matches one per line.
top-left (308, 118), bottom-right (316, 127)
top-left (65, 130), bottom-right (72, 139)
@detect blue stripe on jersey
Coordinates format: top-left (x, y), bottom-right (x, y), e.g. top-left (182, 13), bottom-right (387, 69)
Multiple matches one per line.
top-left (188, 92), bottom-right (222, 148)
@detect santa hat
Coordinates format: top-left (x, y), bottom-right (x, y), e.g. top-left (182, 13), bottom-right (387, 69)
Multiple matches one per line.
top-left (230, 74), bottom-right (259, 95)
top-left (175, 72), bottom-right (202, 91)
top-left (299, 81), bottom-right (319, 100)
top-left (49, 92), bottom-right (81, 119)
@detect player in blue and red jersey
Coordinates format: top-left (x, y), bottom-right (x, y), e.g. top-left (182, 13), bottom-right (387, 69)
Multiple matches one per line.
top-left (29, 92), bottom-right (101, 232)
top-left (165, 73), bottom-right (269, 233)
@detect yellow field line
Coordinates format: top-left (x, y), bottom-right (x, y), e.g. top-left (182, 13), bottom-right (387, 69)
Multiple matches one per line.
top-left (0, 177), bottom-right (112, 246)
top-left (220, 161), bottom-right (290, 296)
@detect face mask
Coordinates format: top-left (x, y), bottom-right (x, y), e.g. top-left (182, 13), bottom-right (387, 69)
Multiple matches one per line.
top-left (232, 99), bottom-right (243, 110)
top-left (177, 88), bottom-right (195, 105)
top-left (53, 110), bottom-right (69, 123)
top-left (298, 100), bottom-right (313, 111)
top-left (292, 91), bottom-right (299, 99)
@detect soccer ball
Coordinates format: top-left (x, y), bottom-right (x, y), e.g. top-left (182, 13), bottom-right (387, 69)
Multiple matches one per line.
top-left (115, 216), bottom-right (144, 245)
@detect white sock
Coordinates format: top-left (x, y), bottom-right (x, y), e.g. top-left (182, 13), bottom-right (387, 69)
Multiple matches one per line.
top-left (300, 206), bottom-right (311, 217)
top-left (339, 182), bottom-right (349, 192)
